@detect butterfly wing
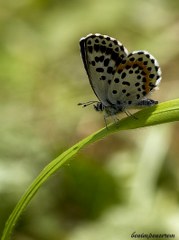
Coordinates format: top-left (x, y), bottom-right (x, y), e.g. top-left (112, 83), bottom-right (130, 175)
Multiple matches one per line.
top-left (80, 33), bottom-right (128, 106)
top-left (107, 50), bottom-right (161, 108)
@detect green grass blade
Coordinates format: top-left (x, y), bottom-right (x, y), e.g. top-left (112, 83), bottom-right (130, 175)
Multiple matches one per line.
top-left (2, 99), bottom-right (179, 240)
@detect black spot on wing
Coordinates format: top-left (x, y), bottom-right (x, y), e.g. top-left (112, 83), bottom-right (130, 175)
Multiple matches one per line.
top-left (121, 72), bottom-right (126, 79)
top-left (104, 58), bottom-right (110, 67)
top-left (96, 67), bottom-right (104, 72)
top-left (94, 44), bottom-right (99, 52)
top-left (122, 81), bottom-right (130, 86)
top-left (114, 78), bottom-right (120, 83)
top-left (88, 46), bottom-right (93, 53)
top-left (112, 90), bottom-right (117, 94)
top-left (100, 45), bottom-right (106, 53)
top-left (107, 66), bottom-right (113, 74)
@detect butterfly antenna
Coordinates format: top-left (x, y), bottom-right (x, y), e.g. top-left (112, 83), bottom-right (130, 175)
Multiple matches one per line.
top-left (78, 101), bottom-right (99, 108)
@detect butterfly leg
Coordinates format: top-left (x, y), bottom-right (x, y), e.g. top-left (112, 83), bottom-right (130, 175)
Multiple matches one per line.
top-left (124, 109), bottom-right (138, 120)
top-left (104, 114), bottom-right (120, 129)
top-left (103, 115), bottom-right (108, 129)
top-left (104, 114), bottom-right (115, 129)
top-left (111, 115), bottom-right (120, 125)
top-left (78, 101), bottom-right (99, 108)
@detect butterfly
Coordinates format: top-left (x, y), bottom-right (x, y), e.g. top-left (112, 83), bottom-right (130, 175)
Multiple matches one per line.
top-left (78, 33), bottom-right (161, 124)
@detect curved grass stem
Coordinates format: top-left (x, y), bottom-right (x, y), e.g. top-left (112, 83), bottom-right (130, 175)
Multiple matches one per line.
top-left (2, 99), bottom-right (179, 240)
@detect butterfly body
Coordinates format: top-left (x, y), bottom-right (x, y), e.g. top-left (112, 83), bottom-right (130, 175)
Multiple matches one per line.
top-left (79, 33), bottom-right (161, 118)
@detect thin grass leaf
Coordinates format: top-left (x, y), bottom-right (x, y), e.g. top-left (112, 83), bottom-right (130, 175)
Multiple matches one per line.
top-left (2, 99), bottom-right (179, 240)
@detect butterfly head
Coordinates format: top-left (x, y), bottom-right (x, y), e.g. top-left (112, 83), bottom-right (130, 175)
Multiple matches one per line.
top-left (94, 102), bottom-right (123, 116)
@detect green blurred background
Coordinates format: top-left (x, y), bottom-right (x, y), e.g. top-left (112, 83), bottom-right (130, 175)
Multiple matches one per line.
top-left (0, 0), bottom-right (179, 239)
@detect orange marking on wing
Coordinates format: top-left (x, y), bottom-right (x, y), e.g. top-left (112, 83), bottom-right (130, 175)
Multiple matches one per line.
top-left (116, 61), bottom-right (151, 94)
top-left (136, 61), bottom-right (151, 94)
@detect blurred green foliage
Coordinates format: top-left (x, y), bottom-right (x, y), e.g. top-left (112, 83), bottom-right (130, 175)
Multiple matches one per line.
top-left (0, 0), bottom-right (179, 239)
